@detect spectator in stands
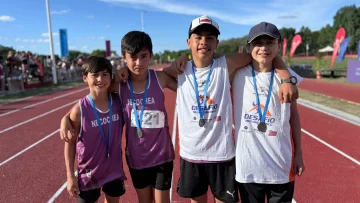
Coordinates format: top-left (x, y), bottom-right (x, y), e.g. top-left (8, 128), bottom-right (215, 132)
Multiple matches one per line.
top-left (0, 56), bottom-right (3, 76)
top-left (20, 51), bottom-right (28, 75)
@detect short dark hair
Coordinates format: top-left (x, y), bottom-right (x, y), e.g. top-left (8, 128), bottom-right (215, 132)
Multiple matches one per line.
top-left (81, 56), bottom-right (112, 76)
top-left (121, 31), bottom-right (153, 56)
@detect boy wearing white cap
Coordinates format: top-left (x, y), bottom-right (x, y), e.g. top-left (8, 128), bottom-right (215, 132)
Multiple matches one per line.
top-left (165, 16), bottom-right (299, 203)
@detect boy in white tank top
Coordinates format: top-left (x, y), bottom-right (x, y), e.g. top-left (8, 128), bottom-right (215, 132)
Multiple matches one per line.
top-left (164, 15), bottom-right (299, 203)
top-left (232, 22), bottom-right (305, 203)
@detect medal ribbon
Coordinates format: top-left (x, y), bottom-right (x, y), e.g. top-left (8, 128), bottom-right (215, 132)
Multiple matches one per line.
top-left (191, 60), bottom-right (214, 120)
top-left (251, 65), bottom-right (275, 125)
top-left (129, 70), bottom-right (150, 132)
top-left (88, 94), bottom-right (112, 157)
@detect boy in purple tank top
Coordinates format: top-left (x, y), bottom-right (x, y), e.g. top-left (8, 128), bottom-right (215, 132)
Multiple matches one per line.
top-left (64, 56), bottom-right (126, 203)
top-left (60, 31), bottom-right (184, 203)
top-left (114, 31), bottom-right (178, 203)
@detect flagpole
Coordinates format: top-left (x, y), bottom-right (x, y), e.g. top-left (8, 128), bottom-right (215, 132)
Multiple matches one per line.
top-left (45, 0), bottom-right (57, 84)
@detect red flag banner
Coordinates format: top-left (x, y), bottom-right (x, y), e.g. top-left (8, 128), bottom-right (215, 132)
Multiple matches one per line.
top-left (331, 28), bottom-right (346, 68)
top-left (290, 34), bottom-right (302, 57)
top-left (106, 40), bottom-right (111, 57)
top-left (282, 38), bottom-right (287, 57)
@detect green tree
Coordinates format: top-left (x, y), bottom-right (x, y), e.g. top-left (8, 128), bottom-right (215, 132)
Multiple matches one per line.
top-left (90, 49), bottom-right (106, 57)
top-left (333, 5), bottom-right (360, 53)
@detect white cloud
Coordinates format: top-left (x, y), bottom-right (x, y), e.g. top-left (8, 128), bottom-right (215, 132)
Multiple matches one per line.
top-left (42, 32), bottom-right (59, 37)
top-left (82, 45), bottom-right (88, 50)
top-left (22, 39), bottom-right (30, 43)
top-left (91, 36), bottom-right (105, 40)
top-left (105, 25), bottom-right (111, 28)
top-left (37, 39), bottom-right (49, 43)
top-left (0, 37), bottom-right (7, 40)
top-left (99, 0), bottom-right (350, 31)
top-left (15, 38), bottom-right (21, 42)
top-left (0, 15), bottom-right (15, 22)
top-left (31, 45), bottom-right (37, 49)
top-left (51, 9), bottom-right (70, 15)
top-left (69, 46), bottom-right (77, 50)
top-left (17, 45), bottom-right (25, 49)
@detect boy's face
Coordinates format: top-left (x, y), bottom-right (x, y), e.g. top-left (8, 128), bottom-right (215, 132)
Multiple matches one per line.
top-left (123, 48), bottom-right (152, 76)
top-left (187, 29), bottom-right (219, 62)
top-left (83, 70), bottom-right (111, 93)
top-left (247, 35), bottom-right (281, 65)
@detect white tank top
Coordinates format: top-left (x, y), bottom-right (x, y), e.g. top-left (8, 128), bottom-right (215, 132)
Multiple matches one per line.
top-left (176, 56), bottom-right (235, 162)
top-left (232, 65), bottom-right (302, 184)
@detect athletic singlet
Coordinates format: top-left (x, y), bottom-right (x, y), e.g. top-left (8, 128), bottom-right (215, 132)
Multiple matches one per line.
top-left (119, 69), bottom-right (175, 169)
top-left (77, 93), bottom-right (126, 191)
top-left (232, 65), bottom-right (302, 184)
top-left (176, 56), bottom-right (235, 162)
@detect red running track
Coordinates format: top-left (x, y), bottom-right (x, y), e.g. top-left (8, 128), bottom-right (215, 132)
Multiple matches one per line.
top-left (0, 86), bottom-right (359, 202)
top-left (299, 78), bottom-right (360, 104)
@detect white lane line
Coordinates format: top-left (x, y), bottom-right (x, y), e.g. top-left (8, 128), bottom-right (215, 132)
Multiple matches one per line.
top-left (0, 100), bottom-right (77, 134)
top-left (0, 130), bottom-right (59, 167)
top-left (47, 181), bottom-right (67, 203)
top-left (0, 87), bottom-right (86, 117)
top-left (47, 171), bottom-right (78, 203)
top-left (233, 125), bottom-right (360, 166)
top-left (298, 98), bottom-right (360, 127)
top-left (302, 129), bottom-right (360, 166)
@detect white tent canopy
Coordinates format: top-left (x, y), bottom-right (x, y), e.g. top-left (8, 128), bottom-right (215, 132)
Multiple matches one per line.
top-left (318, 46), bottom-right (334, 52)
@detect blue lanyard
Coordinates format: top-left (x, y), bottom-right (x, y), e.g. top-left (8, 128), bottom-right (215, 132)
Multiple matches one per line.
top-left (251, 65), bottom-right (275, 124)
top-left (191, 60), bottom-right (214, 119)
top-left (129, 70), bottom-right (150, 131)
top-left (88, 94), bottom-right (112, 158)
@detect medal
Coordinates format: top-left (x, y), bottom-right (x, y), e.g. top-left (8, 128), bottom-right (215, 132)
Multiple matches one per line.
top-left (251, 65), bottom-right (274, 133)
top-left (191, 60), bottom-right (214, 128)
top-left (129, 70), bottom-right (150, 138)
top-left (137, 129), bottom-right (142, 138)
top-left (257, 122), bottom-right (267, 132)
top-left (199, 118), bottom-right (205, 127)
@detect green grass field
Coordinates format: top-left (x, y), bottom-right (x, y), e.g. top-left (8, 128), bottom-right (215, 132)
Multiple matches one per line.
top-left (289, 56), bottom-right (355, 71)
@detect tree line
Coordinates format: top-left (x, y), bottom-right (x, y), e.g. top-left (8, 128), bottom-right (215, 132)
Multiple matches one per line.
top-left (152, 5), bottom-right (360, 62)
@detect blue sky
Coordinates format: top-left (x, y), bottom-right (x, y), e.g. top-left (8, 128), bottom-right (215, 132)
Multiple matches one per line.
top-left (0, 0), bottom-right (358, 56)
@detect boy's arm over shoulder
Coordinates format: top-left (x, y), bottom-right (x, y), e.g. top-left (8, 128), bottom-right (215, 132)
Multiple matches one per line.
top-left (225, 53), bottom-right (252, 76)
top-left (156, 70), bottom-right (177, 92)
top-left (289, 100), bottom-right (305, 176)
top-left (273, 55), bottom-right (299, 103)
top-left (69, 102), bottom-right (81, 136)
top-left (163, 55), bottom-right (189, 79)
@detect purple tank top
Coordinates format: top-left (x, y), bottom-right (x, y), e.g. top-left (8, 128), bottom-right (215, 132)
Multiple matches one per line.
top-left (77, 93), bottom-right (126, 191)
top-left (120, 70), bottom-right (175, 169)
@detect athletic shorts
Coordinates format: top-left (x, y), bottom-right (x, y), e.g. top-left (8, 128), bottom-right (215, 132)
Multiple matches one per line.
top-left (238, 181), bottom-right (295, 203)
top-left (177, 157), bottom-right (238, 202)
top-left (129, 161), bottom-right (173, 190)
top-left (78, 179), bottom-right (125, 203)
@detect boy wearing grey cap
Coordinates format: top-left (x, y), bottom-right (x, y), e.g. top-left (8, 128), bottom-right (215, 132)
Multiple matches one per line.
top-left (232, 22), bottom-right (305, 203)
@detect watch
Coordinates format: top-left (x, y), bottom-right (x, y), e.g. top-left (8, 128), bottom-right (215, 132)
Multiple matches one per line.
top-left (281, 76), bottom-right (297, 85)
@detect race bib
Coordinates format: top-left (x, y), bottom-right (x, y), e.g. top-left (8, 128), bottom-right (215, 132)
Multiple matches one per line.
top-left (131, 109), bottom-right (165, 128)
